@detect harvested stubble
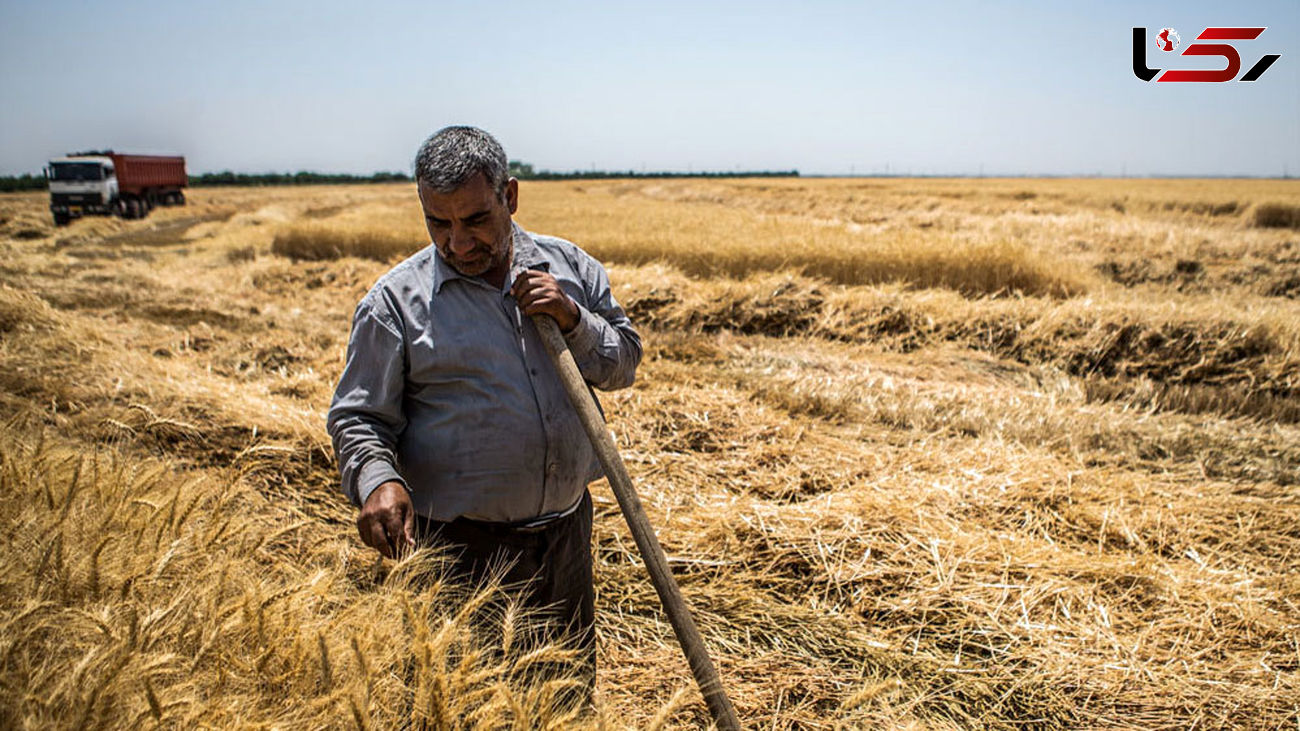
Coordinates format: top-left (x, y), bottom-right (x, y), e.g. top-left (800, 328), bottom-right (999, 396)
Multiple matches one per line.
top-left (271, 221), bottom-right (420, 263)
top-left (1253, 202), bottom-right (1300, 230)
top-left (614, 263), bottom-right (1300, 426)
top-left (1, 178), bottom-right (1299, 728)
top-left (268, 198), bottom-right (425, 263)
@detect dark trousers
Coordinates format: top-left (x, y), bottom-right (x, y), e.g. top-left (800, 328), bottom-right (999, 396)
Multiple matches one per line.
top-left (414, 490), bottom-right (595, 698)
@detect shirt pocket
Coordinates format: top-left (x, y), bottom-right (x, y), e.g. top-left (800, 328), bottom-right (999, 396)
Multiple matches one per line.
top-left (404, 288), bottom-right (528, 392)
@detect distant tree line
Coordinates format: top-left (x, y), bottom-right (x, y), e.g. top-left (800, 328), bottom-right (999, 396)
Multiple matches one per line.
top-left (1, 164), bottom-right (798, 192)
top-left (509, 160), bottom-right (798, 180)
top-left (189, 171), bottom-right (413, 186)
top-left (518, 169), bottom-right (800, 180)
top-left (0, 174), bottom-right (46, 192)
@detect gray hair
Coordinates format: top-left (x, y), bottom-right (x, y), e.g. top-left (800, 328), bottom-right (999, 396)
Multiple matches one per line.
top-left (413, 126), bottom-right (509, 196)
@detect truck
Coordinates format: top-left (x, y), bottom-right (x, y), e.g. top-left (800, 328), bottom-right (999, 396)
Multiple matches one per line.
top-left (46, 151), bottom-right (187, 225)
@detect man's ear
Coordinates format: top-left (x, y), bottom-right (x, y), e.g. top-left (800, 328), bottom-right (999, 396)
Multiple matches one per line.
top-left (504, 177), bottom-right (519, 215)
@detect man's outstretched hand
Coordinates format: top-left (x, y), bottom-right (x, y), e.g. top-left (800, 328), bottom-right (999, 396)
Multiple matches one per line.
top-left (358, 481), bottom-right (416, 558)
top-left (511, 270), bottom-right (580, 333)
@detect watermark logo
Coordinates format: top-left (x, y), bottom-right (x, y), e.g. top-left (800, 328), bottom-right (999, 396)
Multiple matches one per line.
top-left (1133, 26), bottom-right (1281, 82)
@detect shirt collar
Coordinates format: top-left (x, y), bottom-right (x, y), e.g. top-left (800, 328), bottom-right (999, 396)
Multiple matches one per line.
top-left (431, 221), bottom-right (548, 294)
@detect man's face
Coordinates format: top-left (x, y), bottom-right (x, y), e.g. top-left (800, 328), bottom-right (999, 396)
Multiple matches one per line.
top-left (418, 172), bottom-right (519, 278)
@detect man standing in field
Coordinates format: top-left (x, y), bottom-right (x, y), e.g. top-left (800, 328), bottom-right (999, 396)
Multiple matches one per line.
top-left (327, 125), bottom-right (642, 693)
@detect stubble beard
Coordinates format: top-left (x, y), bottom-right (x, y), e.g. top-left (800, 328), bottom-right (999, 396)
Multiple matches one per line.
top-left (446, 225), bottom-right (512, 278)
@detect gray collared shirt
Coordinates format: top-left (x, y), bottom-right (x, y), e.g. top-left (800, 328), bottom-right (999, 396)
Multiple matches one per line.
top-left (327, 223), bottom-right (642, 522)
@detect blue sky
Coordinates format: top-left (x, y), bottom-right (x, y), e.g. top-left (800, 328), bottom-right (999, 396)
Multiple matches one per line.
top-left (1, 1), bottom-right (1296, 176)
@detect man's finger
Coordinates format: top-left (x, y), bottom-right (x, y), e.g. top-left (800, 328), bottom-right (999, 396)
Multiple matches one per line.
top-left (510, 270), bottom-right (540, 297)
top-left (516, 279), bottom-right (554, 301)
top-left (382, 511), bottom-right (406, 557)
top-left (403, 504), bottom-right (416, 548)
top-left (519, 284), bottom-right (559, 307)
top-left (361, 517), bottom-right (393, 558)
top-left (357, 514), bottom-right (377, 547)
top-left (515, 287), bottom-right (539, 308)
top-left (513, 270), bottom-right (555, 294)
top-left (519, 293), bottom-right (547, 313)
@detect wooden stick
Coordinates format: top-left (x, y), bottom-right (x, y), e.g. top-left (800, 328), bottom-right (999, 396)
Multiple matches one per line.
top-left (531, 314), bottom-right (742, 730)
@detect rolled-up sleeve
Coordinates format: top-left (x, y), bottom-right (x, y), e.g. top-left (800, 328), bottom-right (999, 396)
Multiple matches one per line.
top-left (326, 293), bottom-right (409, 507)
top-left (563, 260), bottom-right (642, 391)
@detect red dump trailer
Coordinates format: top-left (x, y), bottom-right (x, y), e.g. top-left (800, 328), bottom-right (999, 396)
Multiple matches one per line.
top-left (47, 151), bottom-right (187, 224)
top-left (110, 154), bottom-right (187, 200)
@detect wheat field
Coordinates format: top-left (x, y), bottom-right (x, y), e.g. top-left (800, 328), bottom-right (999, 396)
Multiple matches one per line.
top-left (1, 177), bottom-right (1298, 729)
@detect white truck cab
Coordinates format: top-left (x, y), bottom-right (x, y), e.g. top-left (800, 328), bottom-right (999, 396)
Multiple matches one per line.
top-left (46, 156), bottom-right (120, 224)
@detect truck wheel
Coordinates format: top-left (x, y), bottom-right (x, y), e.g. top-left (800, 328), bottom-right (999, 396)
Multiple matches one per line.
top-left (126, 199), bottom-right (141, 219)
top-left (53, 212), bottom-right (70, 226)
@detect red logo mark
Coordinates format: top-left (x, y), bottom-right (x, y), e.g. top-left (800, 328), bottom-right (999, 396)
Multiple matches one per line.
top-left (1132, 27), bottom-right (1280, 83)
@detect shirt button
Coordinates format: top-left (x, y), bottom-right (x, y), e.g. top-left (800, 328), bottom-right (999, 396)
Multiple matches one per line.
top-left (546, 463), bottom-right (558, 475)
